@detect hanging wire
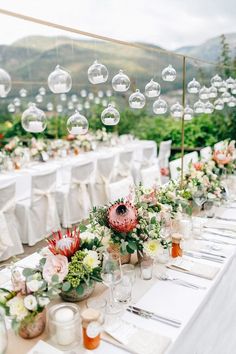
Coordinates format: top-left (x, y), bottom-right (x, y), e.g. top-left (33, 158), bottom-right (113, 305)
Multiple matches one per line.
top-left (0, 8), bottom-right (235, 71)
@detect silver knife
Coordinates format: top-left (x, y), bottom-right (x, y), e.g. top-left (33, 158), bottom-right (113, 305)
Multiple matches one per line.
top-left (215, 216), bottom-right (236, 223)
top-left (184, 251), bottom-right (224, 263)
top-left (127, 306), bottom-right (181, 327)
top-left (197, 249), bottom-right (226, 258)
top-left (204, 225), bottom-right (236, 233)
top-left (204, 230), bottom-right (236, 239)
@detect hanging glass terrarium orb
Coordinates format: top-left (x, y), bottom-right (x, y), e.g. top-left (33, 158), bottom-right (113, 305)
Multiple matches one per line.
top-left (13, 97), bottom-right (21, 107)
top-left (194, 100), bottom-right (205, 114)
top-left (208, 86), bottom-right (218, 99)
top-left (112, 70), bottom-right (130, 92)
top-left (8, 103), bottom-right (15, 113)
top-left (60, 93), bottom-right (67, 102)
top-left (39, 87), bottom-right (46, 96)
top-left (221, 91), bottom-right (231, 103)
top-left (88, 92), bottom-right (94, 100)
top-left (77, 103), bottom-right (83, 111)
top-left (101, 104), bottom-right (120, 126)
top-left (211, 74), bottom-right (222, 88)
top-left (170, 102), bottom-right (183, 118)
top-left (56, 104), bottom-right (63, 113)
top-left (21, 103), bottom-right (47, 133)
top-left (106, 89), bottom-right (112, 97)
top-left (184, 105), bottom-right (194, 120)
top-left (95, 97), bottom-right (100, 104)
top-left (67, 110), bottom-right (89, 135)
top-left (161, 65), bottom-right (176, 82)
top-left (227, 96), bottom-right (236, 108)
top-left (35, 94), bottom-right (43, 103)
top-left (199, 86), bottom-right (209, 100)
top-left (204, 101), bottom-right (214, 114)
top-left (19, 88), bottom-right (28, 98)
top-left (226, 77), bottom-right (235, 89)
top-left (80, 89), bottom-right (87, 98)
top-left (231, 83), bottom-right (236, 95)
top-left (214, 98), bottom-right (224, 111)
top-left (153, 97), bottom-right (168, 115)
top-left (67, 101), bottom-right (74, 110)
top-left (218, 81), bottom-right (227, 93)
top-left (0, 68), bottom-right (11, 97)
top-left (48, 65), bottom-right (72, 94)
top-left (187, 78), bottom-right (201, 94)
top-left (129, 89), bottom-right (146, 109)
top-left (102, 99), bottom-right (107, 107)
top-left (46, 102), bottom-right (54, 111)
top-left (88, 60), bottom-right (108, 84)
top-left (71, 94), bottom-right (78, 103)
top-left (98, 90), bottom-right (104, 98)
top-left (145, 79), bottom-right (161, 98)
top-left (84, 101), bottom-right (90, 109)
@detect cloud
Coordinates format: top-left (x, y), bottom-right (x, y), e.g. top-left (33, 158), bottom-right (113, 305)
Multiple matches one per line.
top-left (0, 0), bottom-right (235, 49)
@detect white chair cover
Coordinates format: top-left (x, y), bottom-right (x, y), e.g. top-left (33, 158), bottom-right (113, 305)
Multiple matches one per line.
top-left (108, 176), bottom-right (134, 203)
top-left (158, 140), bottom-right (172, 168)
top-left (141, 163), bottom-right (162, 188)
top-left (0, 182), bottom-right (23, 261)
top-left (114, 149), bottom-right (134, 180)
top-left (183, 151), bottom-right (199, 171)
top-left (16, 169), bottom-right (60, 246)
top-left (200, 146), bottom-right (212, 161)
top-left (90, 154), bottom-right (116, 206)
top-left (141, 141), bottom-right (157, 167)
top-left (169, 158), bottom-right (182, 180)
top-left (57, 160), bottom-right (95, 227)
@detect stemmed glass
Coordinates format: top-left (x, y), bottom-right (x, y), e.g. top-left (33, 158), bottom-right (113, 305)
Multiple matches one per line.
top-left (101, 252), bottom-right (122, 310)
top-left (0, 313), bottom-right (8, 354)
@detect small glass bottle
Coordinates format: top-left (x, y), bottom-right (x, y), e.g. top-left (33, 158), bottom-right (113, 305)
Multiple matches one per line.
top-left (81, 308), bottom-right (101, 350)
top-left (171, 233), bottom-right (183, 258)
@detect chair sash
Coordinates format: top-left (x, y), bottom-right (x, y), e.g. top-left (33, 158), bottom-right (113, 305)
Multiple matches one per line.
top-left (33, 186), bottom-right (57, 231)
top-left (0, 198), bottom-right (14, 257)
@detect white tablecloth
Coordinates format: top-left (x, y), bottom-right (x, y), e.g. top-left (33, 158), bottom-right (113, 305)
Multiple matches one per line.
top-left (1, 205), bottom-right (235, 354)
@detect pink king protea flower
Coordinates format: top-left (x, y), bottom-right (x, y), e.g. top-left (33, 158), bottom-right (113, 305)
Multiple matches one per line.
top-left (47, 228), bottom-right (80, 258)
top-left (107, 202), bottom-right (138, 233)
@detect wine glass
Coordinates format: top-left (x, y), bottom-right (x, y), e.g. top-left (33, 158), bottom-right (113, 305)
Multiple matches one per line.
top-left (101, 252), bottom-right (122, 309)
top-left (0, 313), bottom-right (7, 354)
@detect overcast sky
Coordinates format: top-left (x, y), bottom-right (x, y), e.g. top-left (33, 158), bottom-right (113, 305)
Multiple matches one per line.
top-left (0, 0), bottom-right (235, 49)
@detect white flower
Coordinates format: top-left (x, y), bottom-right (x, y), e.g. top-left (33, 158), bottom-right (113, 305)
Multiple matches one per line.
top-left (24, 295), bottom-right (38, 311)
top-left (80, 231), bottom-right (96, 241)
top-left (26, 279), bottom-right (43, 292)
top-left (0, 291), bottom-right (8, 305)
top-left (143, 240), bottom-right (162, 258)
top-left (38, 297), bottom-right (50, 307)
top-left (83, 250), bottom-right (100, 269)
top-left (8, 296), bottom-right (29, 321)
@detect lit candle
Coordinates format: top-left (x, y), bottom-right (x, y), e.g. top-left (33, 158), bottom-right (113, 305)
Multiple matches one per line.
top-left (148, 90), bottom-right (158, 97)
top-left (28, 121), bottom-right (43, 133)
top-left (131, 101), bottom-right (141, 109)
top-left (116, 83), bottom-right (127, 92)
top-left (93, 75), bottom-right (104, 84)
top-left (104, 117), bottom-right (115, 125)
top-left (54, 83), bottom-right (67, 93)
top-left (54, 307), bottom-right (76, 346)
top-left (70, 126), bottom-right (83, 135)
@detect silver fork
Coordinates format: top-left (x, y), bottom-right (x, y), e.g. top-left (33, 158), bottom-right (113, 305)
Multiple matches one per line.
top-left (157, 273), bottom-right (206, 290)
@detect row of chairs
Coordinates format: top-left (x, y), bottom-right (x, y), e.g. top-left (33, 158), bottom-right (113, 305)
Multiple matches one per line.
top-left (0, 140), bottom-right (172, 262)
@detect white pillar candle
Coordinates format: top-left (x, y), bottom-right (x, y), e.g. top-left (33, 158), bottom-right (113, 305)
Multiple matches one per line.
top-left (104, 117), bottom-right (115, 125)
top-left (55, 308), bottom-right (76, 346)
top-left (70, 126), bottom-right (83, 135)
top-left (131, 101), bottom-right (141, 109)
top-left (93, 75), bottom-right (104, 84)
top-left (116, 83), bottom-right (126, 91)
top-left (148, 90), bottom-right (158, 97)
top-left (28, 121), bottom-right (43, 133)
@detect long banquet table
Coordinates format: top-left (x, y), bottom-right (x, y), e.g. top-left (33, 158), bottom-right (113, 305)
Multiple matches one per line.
top-left (1, 204), bottom-right (236, 354)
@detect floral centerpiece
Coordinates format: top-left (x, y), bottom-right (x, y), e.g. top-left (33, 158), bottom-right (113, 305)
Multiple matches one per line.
top-left (89, 186), bottom-right (173, 262)
top-left (30, 138), bottom-right (48, 162)
top-left (212, 140), bottom-right (236, 176)
top-left (46, 228), bottom-right (103, 301)
top-left (0, 259), bottom-right (64, 338)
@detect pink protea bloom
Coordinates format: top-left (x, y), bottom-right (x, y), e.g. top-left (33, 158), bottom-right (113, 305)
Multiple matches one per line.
top-left (108, 202), bottom-right (138, 233)
top-left (47, 229), bottom-right (80, 258)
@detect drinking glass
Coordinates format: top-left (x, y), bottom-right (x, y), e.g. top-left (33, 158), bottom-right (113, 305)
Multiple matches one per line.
top-left (140, 259), bottom-right (154, 280)
top-left (101, 253), bottom-right (122, 309)
top-left (0, 314), bottom-right (8, 354)
top-left (113, 264), bottom-right (136, 304)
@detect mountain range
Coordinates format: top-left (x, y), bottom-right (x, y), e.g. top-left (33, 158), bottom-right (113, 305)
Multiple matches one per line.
top-left (0, 33), bottom-right (235, 99)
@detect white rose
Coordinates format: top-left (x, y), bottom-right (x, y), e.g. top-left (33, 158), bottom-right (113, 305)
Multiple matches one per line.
top-left (24, 295), bottom-right (38, 311)
top-left (8, 297), bottom-right (29, 321)
top-left (26, 279), bottom-right (43, 292)
top-left (80, 231), bottom-right (96, 241)
top-left (38, 297), bottom-right (50, 307)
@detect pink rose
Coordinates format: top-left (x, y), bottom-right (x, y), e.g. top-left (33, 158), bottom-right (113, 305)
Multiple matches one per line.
top-left (43, 255), bottom-right (68, 283)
